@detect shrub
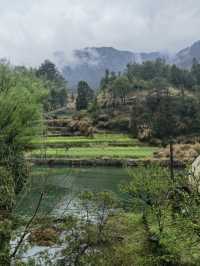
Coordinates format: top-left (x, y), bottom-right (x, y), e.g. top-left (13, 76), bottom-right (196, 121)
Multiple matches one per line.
top-left (108, 117), bottom-right (130, 131)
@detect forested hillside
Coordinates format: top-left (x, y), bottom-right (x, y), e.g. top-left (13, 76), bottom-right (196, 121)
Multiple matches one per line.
top-left (56, 40), bottom-right (200, 89)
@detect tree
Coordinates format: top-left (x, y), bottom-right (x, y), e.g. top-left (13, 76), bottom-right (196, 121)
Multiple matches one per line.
top-left (37, 60), bottom-right (68, 110)
top-left (151, 77), bottom-right (169, 91)
top-left (63, 191), bottom-right (117, 265)
top-left (191, 58), bottom-right (200, 85)
top-left (76, 81), bottom-right (94, 111)
top-left (150, 94), bottom-right (177, 141)
top-left (124, 166), bottom-right (172, 236)
top-left (100, 69), bottom-right (110, 90)
top-left (36, 60), bottom-right (60, 82)
top-left (0, 63), bottom-right (43, 265)
top-left (170, 65), bottom-right (194, 94)
top-left (111, 76), bottom-right (130, 105)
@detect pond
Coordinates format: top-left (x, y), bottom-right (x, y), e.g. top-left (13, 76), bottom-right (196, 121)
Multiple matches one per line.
top-left (15, 166), bottom-right (131, 217)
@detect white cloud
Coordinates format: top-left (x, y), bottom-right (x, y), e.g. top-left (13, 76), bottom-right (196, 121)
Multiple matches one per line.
top-left (0, 0), bottom-right (200, 66)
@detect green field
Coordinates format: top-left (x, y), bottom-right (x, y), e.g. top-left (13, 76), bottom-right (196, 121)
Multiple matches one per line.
top-left (31, 134), bottom-right (139, 147)
top-left (29, 146), bottom-right (157, 159)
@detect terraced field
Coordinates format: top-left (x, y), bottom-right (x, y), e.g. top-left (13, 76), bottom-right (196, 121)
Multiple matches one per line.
top-left (31, 134), bottom-right (140, 147)
top-left (29, 134), bottom-right (157, 161)
top-left (29, 146), bottom-right (156, 159)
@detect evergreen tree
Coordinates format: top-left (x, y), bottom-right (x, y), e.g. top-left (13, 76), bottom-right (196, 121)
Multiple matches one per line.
top-left (76, 81), bottom-right (94, 110)
top-left (0, 63), bottom-right (43, 264)
top-left (191, 58), bottom-right (200, 85)
top-left (37, 60), bottom-right (68, 110)
top-left (111, 76), bottom-right (130, 104)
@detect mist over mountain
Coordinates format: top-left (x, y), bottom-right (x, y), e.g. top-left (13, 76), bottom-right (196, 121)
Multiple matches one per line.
top-left (55, 41), bottom-right (200, 89)
top-left (174, 40), bottom-right (200, 69)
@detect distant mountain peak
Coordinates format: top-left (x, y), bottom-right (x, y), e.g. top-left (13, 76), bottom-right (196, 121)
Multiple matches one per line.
top-left (53, 41), bottom-right (200, 89)
top-left (174, 40), bottom-right (200, 68)
top-left (59, 46), bottom-right (166, 89)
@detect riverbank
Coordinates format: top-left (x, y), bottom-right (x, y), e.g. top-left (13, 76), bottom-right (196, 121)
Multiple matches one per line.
top-left (29, 157), bottom-right (186, 167)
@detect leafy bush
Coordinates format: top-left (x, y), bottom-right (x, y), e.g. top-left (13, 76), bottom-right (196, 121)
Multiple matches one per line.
top-left (108, 117), bottom-right (130, 131)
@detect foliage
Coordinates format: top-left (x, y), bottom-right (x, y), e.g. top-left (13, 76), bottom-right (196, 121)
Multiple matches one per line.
top-left (0, 219), bottom-right (12, 266)
top-left (36, 60), bottom-right (68, 110)
top-left (63, 191), bottom-right (118, 265)
top-left (100, 59), bottom-right (200, 104)
top-left (0, 62), bottom-right (43, 265)
top-left (124, 166), bottom-right (172, 234)
top-left (111, 76), bottom-right (130, 105)
top-left (76, 80), bottom-right (94, 110)
top-left (0, 64), bottom-right (44, 195)
top-left (0, 168), bottom-right (15, 210)
top-left (107, 116), bottom-right (130, 131)
top-left (90, 58), bottom-right (200, 140)
top-left (123, 165), bottom-right (200, 265)
top-left (125, 59), bottom-right (197, 90)
top-left (131, 92), bottom-right (200, 141)
top-left (36, 60), bottom-right (62, 82)
top-left (100, 69), bottom-right (116, 91)
top-left (0, 84), bottom-right (42, 149)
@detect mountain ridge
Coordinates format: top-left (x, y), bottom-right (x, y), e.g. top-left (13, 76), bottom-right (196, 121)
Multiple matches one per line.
top-left (54, 40), bottom-right (200, 89)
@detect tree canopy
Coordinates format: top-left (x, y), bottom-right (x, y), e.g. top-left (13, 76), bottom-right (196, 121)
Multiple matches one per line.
top-left (36, 60), bottom-right (68, 111)
top-left (76, 81), bottom-right (94, 110)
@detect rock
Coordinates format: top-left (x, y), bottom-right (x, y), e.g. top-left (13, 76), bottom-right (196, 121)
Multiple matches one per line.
top-left (192, 155), bottom-right (200, 177)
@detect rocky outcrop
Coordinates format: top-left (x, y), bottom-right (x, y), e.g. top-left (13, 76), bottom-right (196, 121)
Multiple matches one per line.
top-left (192, 155), bottom-right (200, 177)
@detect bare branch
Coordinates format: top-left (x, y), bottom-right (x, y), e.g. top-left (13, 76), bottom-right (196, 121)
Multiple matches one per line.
top-left (11, 191), bottom-right (44, 258)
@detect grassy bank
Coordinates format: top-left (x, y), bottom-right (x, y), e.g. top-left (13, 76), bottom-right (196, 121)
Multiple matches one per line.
top-left (29, 146), bottom-right (157, 159)
top-left (28, 133), bottom-right (158, 165)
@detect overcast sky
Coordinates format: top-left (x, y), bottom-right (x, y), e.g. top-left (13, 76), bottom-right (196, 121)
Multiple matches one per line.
top-left (1, 0), bottom-right (200, 66)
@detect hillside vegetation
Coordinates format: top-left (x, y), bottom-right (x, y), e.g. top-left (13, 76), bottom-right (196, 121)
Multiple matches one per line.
top-left (2, 54), bottom-right (200, 265)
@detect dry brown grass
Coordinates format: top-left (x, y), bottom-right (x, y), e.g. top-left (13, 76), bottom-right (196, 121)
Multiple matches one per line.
top-left (154, 143), bottom-right (200, 161)
top-left (29, 227), bottom-right (60, 246)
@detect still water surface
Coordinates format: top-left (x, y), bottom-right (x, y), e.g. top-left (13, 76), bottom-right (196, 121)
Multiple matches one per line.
top-left (15, 166), bottom-right (131, 216)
